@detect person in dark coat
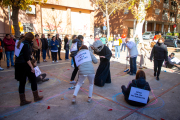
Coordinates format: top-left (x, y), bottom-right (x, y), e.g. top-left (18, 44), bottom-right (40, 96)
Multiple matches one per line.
top-left (70, 35), bottom-right (83, 84)
top-left (56, 34), bottom-right (62, 60)
top-left (64, 35), bottom-right (69, 60)
top-left (0, 38), bottom-right (4, 70)
top-left (150, 37), bottom-right (168, 80)
top-left (91, 40), bottom-right (112, 87)
top-left (41, 34), bottom-right (48, 62)
top-left (15, 32), bottom-right (43, 106)
top-left (121, 70), bottom-right (151, 106)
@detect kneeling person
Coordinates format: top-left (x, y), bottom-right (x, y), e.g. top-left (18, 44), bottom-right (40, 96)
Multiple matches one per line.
top-left (121, 70), bottom-right (151, 106)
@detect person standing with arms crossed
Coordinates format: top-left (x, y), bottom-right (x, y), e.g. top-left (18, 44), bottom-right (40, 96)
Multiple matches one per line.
top-left (150, 37), bottom-right (168, 80)
top-left (33, 34), bottom-right (42, 64)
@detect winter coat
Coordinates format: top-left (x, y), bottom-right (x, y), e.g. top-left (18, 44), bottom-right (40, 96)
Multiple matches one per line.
top-left (3, 37), bottom-right (15, 51)
top-left (56, 38), bottom-right (62, 48)
top-left (150, 42), bottom-right (168, 61)
top-left (64, 38), bottom-right (68, 50)
top-left (47, 38), bottom-right (51, 47)
top-left (123, 77), bottom-right (151, 106)
top-left (70, 39), bottom-right (82, 57)
top-left (51, 40), bottom-right (59, 51)
top-left (77, 49), bottom-right (98, 75)
top-left (32, 38), bottom-right (42, 51)
top-left (41, 38), bottom-right (48, 50)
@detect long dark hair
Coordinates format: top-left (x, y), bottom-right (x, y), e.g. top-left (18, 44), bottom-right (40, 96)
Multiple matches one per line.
top-left (31, 59), bottom-right (36, 68)
top-left (17, 32), bottom-right (34, 48)
top-left (72, 35), bottom-right (76, 40)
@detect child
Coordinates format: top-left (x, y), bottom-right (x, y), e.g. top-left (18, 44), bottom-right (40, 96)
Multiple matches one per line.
top-left (0, 38), bottom-right (4, 70)
top-left (31, 59), bottom-right (49, 84)
top-left (72, 45), bottom-right (98, 104)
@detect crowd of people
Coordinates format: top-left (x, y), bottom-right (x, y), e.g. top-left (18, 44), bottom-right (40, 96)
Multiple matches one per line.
top-left (0, 31), bottom-right (179, 107)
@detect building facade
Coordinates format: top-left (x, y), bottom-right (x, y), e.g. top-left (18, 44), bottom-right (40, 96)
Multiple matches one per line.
top-left (0, 0), bottom-right (94, 38)
top-left (94, 0), bottom-right (179, 37)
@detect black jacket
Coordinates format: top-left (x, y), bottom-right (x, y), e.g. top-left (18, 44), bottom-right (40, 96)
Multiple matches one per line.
top-left (123, 77), bottom-right (151, 106)
top-left (150, 42), bottom-right (168, 61)
top-left (41, 38), bottom-right (48, 50)
top-left (56, 38), bottom-right (62, 48)
top-left (64, 38), bottom-right (68, 50)
top-left (70, 39), bottom-right (82, 57)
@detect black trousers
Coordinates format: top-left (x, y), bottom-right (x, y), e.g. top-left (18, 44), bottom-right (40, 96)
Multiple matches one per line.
top-left (58, 48), bottom-right (61, 60)
top-left (37, 73), bottom-right (46, 82)
top-left (35, 49), bottom-right (40, 62)
top-left (51, 52), bottom-right (57, 61)
top-left (70, 57), bottom-right (78, 81)
top-left (154, 60), bottom-right (164, 77)
top-left (19, 72), bottom-right (37, 94)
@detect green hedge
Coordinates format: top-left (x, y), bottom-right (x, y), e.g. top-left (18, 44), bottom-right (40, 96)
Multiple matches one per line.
top-left (166, 33), bottom-right (179, 37)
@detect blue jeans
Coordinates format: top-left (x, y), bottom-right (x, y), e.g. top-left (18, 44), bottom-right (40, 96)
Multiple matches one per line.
top-left (5, 51), bottom-right (14, 67)
top-left (174, 42), bottom-right (177, 48)
top-left (130, 57), bottom-right (137, 74)
top-left (42, 49), bottom-right (46, 60)
top-left (65, 49), bottom-right (69, 59)
top-left (71, 57), bottom-right (74, 65)
top-left (115, 46), bottom-right (120, 58)
top-left (121, 43), bottom-right (126, 51)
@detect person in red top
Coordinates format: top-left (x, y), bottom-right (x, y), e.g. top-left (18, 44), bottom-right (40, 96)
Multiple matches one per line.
top-left (94, 35), bottom-right (100, 41)
top-left (3, 34), bottom-right (15, 68)
top-left (0, 38), bottom-right (4, 70)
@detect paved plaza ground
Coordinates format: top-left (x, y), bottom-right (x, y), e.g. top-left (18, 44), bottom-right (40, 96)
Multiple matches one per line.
top-left (0, 44), bottom-right (180, 120)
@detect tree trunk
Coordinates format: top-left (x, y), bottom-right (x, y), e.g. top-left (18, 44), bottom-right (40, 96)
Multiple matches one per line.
top-left (133, 20), bottom-right (145, 43)
top-left (11, 5), bottom-right (20, 38)
top-left (106, 15), bottom-right (110, 38)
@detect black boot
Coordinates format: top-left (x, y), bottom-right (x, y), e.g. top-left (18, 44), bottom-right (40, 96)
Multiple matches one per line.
top-left (154, 72), bottom-right (156, 77)
top-left (19, 94), bottom-right (31, 106)
top-left (156, 76), bottom-right (159, 81)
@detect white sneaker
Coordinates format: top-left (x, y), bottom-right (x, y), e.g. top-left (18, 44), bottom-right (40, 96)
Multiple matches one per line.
top-left (0, 67), bottom-right (4, 71)
top-left (52, 61), bottom-right (54, 63)
top-left (71, 65), bottom-right (74, 68)
top-left (87, 98), bottom-right (92, 103)
top-left (56, 61), bottom-right (58, 62)
top-left (72, 98), bottom-right (76, 104)
top-left (70, 81), bottom-right (76, 84)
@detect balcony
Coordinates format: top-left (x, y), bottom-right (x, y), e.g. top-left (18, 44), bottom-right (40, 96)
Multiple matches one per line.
top-left (170, 17), bottom-right (175, 22)
top-left (162, 15), bottom-right (168, 21)
top-left (163, 3), bottom-right (169, 9)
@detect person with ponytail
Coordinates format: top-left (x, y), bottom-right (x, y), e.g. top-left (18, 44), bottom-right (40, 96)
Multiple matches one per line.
top-left (15, 32), bottom-right (43, 106)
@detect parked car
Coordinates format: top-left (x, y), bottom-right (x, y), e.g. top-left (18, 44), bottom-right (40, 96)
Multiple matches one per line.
top-left (143, 31), bottom-right (155, 40)
top-left (163, 35), bottom-right (180, 47)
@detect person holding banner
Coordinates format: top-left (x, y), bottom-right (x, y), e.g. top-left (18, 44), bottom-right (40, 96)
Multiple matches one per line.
top-left (72, 45), bottom-right (98, 104)
top-left (70, 35), bottom-right (83, 84)
top-left (15, 32), bottom-right (43, 106)
top-left (91, 40), bottom-right (112, 87)
top-left (121, 70), bottom-right (151, 106)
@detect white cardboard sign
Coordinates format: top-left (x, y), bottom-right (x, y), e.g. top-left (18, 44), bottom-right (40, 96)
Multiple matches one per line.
top-left (75, 50), bottom-right (92, 67)
top-left (70, 42), bottom-right (78, 52)
top-left (128, 87), bottom-right (150, 104)
top-left (15, 40), bottom-right (24, 57)
top-left (34, 66), bottom-right (41, 77)
top-left (113, 41), bottom-right (119, 46)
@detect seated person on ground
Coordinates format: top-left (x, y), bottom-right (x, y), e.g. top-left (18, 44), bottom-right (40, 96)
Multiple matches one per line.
top-left (121, 70), bottom-right (151, 106)
top-left (30, 59), bottom-right (49, 84)
top-left (166, 53), bottom-right (180, 69)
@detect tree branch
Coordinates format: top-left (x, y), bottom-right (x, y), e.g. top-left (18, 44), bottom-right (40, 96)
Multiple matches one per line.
top-left (91, 0), bottom-right (106, 15)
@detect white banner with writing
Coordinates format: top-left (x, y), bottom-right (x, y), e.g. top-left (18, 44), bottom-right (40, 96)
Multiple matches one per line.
top-left (113, 41), bottom-right (119, 46)
top-left (75, 50), bottom-right (92, 67)
top-left (15, 40), bottom-right (24, 57)
top-left (128, 87), bottom-right (150, 104)
top-left (34, 66), bottom-right (41, 77)
top-left (70, 42), bottom-right (78, 52)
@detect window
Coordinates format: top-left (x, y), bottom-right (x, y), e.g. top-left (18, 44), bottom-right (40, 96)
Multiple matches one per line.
top-left (23, 23), bottom-right (34, 33)
top-left (124, 9), bottom-right (129, 14)
top-left (155, 9), bottom-right (160, 15)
